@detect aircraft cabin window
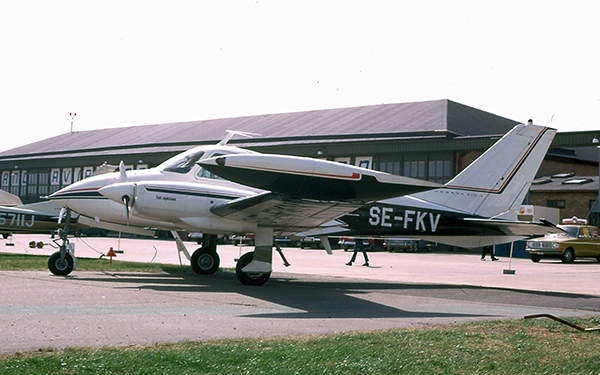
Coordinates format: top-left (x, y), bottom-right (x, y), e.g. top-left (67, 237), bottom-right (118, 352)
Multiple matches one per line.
top-left (196, 153), bottom-right (227, 180)
top-left (163, 151), bottom-right (205, 174)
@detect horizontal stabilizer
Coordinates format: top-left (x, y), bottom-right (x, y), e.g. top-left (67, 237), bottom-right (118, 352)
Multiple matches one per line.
top-left (199, 154), bottom-right (441, 201)
top-left (462, 218), bottom-right (565, 236)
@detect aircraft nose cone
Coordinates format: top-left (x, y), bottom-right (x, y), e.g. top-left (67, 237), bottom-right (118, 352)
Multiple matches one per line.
top-left (48, 186), bottom-right (74, 207)
top-left (98, 182), bottom-right (135, 205)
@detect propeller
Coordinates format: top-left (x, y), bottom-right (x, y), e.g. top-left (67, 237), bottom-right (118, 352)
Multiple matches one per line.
top-left (98, 182), bottom-right (136, 226)
top-left (58, 207), bottom-right (66, 224)
top-left (119, 160), bottom-right (127, 181)
top-left (122, 195), bottom-right (131, 225)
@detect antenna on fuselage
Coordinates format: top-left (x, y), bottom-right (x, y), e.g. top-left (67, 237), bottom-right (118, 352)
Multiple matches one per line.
top-left (217, 130), bottom-right (261, 145)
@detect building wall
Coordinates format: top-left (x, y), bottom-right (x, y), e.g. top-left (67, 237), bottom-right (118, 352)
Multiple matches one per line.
top-left (528, 190), bottom-right (597, 221)
top-left (535, 158), bottom-right (597, 177)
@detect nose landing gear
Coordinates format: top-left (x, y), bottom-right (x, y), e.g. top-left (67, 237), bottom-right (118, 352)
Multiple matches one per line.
top-left (48, 208), bottom-right (76, 276)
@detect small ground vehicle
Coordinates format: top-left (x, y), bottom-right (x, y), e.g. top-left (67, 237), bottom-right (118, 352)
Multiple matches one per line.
top-left (338, 237), bottom-right (385, 251)
top-left (525, 217), bottom-right (600, 263)
top-left (384, 238), bottom-right (431, 252)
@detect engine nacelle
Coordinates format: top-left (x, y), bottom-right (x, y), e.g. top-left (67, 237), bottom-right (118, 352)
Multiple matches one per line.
top-left (99, 180), bottom-right (257, 230)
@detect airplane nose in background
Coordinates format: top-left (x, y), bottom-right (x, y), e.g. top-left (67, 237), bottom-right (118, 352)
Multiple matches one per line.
top-left (98, 183), bottom-right (134, 205)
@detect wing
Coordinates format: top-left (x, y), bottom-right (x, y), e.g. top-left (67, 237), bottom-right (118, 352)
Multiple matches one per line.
top-left (210, 191), bottom-right (361, 233)
top-left (199, 153), bottom-right (441, 201)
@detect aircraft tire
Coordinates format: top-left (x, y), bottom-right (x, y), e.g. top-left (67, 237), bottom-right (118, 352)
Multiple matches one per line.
top-left (191, 248), bottom-right (220, 275)
top-left (235, 252), bottom-right (271, 286)
top-left (48, 251), bottom-right (74, 276)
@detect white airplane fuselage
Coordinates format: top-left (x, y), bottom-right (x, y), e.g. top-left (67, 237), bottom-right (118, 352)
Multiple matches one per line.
top-left (50, 145), bottom-right (263, 235)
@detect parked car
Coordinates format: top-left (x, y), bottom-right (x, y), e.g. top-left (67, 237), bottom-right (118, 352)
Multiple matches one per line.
top-left (525, 217), bottom-right (600, 263)
top-left (338, 237), bottom-right (385, 251)
top-left (384, 238), bottom-right (432, 252)
top-left (274, 236), bottom-right (299, 247)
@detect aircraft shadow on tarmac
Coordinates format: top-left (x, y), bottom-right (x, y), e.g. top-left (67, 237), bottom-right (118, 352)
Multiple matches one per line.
top-left (66, 270), bottom-right (600, 320)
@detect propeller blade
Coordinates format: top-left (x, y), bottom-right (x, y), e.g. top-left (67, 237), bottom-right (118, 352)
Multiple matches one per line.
top-left (119, 161), bottom-right (127, 181)
top-left (58, 207), bottom-right (66, 224)
top-left (122, 195), bottom-right (131, 225)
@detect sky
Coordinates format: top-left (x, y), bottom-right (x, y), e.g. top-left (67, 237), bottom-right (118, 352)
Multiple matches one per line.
top-left (1, 0), bottom-right (599, 152)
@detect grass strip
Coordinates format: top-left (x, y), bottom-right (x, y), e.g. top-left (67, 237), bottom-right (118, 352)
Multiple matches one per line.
top-left (1, 317), bottom-right (599, 374)
top-left (0, 252), bottom-right (190, 273)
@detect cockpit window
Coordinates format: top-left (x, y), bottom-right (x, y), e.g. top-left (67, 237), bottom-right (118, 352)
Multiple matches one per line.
top-left (197, 168), bottom-right (223, 180)
top-left (196, 153), bottom-right (226, 179)
top-left (158, 145), bottom-right (258, 175)
top-left (163, 151), bottom-right (205, 174)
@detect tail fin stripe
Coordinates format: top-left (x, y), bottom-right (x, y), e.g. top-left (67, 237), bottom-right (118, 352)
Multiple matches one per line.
top-left (444, 127), bottom-right (549, 194)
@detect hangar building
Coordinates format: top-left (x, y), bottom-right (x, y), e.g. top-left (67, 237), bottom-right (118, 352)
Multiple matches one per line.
top-left (0, 99), bottom-right (598, 222)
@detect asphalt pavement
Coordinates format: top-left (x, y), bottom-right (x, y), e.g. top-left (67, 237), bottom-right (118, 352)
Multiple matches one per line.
top-left (1, 234), bottom-right (599, 355)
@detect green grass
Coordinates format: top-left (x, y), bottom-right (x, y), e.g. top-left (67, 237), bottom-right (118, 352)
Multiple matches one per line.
top-left (0, 252), bottom-right (190, 273)
top-left (2, 252), bottom-right (599, 374)
top-left (1, 317), bottom-right (599, 374)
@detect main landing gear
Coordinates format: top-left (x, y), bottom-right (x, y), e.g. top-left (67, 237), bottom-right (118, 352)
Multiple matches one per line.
top-left (190, 234), bottom-right (220, 275)
top-left (189, 228), bottom-right (277, 286)
top-left (234, 227), bottom-right (274, 286)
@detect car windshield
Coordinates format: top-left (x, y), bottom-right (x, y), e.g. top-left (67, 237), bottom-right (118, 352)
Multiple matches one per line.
top-left (557, 225), bottom-right (579, 238)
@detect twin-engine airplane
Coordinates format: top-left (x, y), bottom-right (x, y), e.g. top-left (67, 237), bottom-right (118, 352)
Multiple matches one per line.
top-left (295, 124), bottom-right (559, 248)
top-left (0, 200), bottom-right (83, 239)
top-left (50, 124), bottom-right (557, 285)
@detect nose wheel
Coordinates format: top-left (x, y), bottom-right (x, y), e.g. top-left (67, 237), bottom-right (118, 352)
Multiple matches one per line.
top-left (48, 208), bottom-right (76, 276)
top-left (48, 251), bottom-right (74, 276)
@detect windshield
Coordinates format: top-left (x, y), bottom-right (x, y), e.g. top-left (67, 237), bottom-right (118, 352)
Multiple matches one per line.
top-left (158, 145), bottom-right (258, 175)
top-left (557, 225), bottom-right (579, 237)
top-left (162, 151), bottom-right (205, 174)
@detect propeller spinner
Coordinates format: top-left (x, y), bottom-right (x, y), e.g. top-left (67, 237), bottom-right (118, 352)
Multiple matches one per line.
top-left (99, 182), bottom-right (136, 225)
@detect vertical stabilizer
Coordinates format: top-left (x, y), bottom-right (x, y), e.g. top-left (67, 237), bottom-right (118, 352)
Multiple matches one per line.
top-left (414, 123), bottom-right (556, 218)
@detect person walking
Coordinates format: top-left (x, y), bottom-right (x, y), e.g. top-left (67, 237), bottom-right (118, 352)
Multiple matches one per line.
top-left (481, 245), bottom-right (498, 261)
top-left (346, 238), bottom-right (369, 266)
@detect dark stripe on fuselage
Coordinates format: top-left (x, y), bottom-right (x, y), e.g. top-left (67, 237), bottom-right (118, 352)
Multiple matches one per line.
top-left (49, 190), bottom-right (105, 200)
top-left (144, 186), bottom-right (242, 201)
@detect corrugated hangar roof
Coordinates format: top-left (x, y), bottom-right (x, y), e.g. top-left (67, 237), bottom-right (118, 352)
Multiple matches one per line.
top-left (0, 99), bottom-right (518, 160)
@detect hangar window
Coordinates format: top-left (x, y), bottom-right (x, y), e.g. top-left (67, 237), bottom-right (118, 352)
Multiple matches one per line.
top-left (27, 173), bottom-right (38, 197)
top-left (379, 161), bottom-right (401, 175)
top-left (404, 160), bottom-right (425, 179)
top-left (38, 172), bottom-right (49, 196)
top-left (428, 159), bottom-right (452, 183)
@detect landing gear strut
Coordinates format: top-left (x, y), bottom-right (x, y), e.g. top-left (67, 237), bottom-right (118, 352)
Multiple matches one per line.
top-left (190, 234), bottom-right (220, 275)
top-left (235, 227), bottom-right (273, 286)
top-left (48, 208), bottom-right (76, 276)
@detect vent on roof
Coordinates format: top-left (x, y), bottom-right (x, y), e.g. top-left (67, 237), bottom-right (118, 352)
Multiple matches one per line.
top-left (562, 178), bottom-right (594, 185)
top-left (552, 172), bottom-right (575, 178)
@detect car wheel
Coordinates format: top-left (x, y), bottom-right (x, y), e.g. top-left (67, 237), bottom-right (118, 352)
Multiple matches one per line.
top-left (561, 248), bottom-right (575, 263)
top-left (530, 254), bottom-right (542, 263)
